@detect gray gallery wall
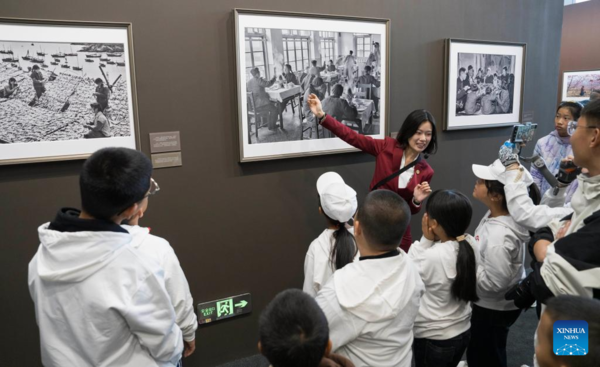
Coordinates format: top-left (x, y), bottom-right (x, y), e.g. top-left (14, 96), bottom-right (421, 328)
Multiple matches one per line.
top-left (0, 0), bottom-right (563, 365)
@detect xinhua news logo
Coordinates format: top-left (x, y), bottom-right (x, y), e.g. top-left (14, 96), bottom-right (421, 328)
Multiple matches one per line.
top-left (553, 320), bottom-right (588, 356)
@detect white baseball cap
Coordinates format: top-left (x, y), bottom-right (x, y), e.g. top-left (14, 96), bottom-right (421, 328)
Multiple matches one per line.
top-left (317, 172), bottom-right (358, 223)
top-left (472, 159), bottom-right (507, 184)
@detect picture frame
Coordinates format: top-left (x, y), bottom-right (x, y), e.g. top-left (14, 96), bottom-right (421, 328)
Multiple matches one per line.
top-left (234, 9), bottom-right (390, 162)
top-left (0, 17), bottom-right (140, 165)
top-left (561, 70), bottom-right (600, 102)
top-left (443, 38), bottom-right (526, 131)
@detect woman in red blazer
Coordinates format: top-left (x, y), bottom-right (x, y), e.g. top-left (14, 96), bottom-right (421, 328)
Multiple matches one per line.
top-left (307, 94), bottom-right (437, 251)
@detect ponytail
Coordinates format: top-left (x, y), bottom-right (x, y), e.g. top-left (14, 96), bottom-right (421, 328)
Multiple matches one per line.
top-left (451, 238), bottom-right (479, 303)
top-left (330, 221), bottom-right (357, 271)
top-left (426, 190), bottom-right (478, 303)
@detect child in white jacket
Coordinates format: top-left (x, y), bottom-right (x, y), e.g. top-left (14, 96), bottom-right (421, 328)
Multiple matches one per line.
top-left (408, 190), bottom-right (479, 367)
top-left (28, 148), bottom-right (182, 367)
top-left (316, 190), bottom-right (424, 367)
top-left (304, 172), bottom-right (358, 297)
top-left (123, 194), bottom-right (198, 360)
top-left (468, 159), bottom-right (531, 367)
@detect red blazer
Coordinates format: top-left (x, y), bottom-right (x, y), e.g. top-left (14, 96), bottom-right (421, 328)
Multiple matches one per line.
top-left (321, 115), bottom-right (434, 251)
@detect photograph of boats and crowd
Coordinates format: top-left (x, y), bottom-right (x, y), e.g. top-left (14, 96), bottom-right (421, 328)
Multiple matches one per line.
top-left (0, 41), bottom-right (131, 143)
top-left (455, 52), bottom-right (517, 116)
top-left (244, 28), bottom-right (382, 144)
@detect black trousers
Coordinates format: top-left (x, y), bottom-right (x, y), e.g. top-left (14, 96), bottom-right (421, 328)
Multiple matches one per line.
top-left (413, 329), bottom-right (470, 367)
top-left (466, 304), bottom-right (522, 367)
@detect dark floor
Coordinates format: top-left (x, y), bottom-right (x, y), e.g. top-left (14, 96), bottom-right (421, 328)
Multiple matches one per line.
top-left (216, 307), bottom-right (538, 367)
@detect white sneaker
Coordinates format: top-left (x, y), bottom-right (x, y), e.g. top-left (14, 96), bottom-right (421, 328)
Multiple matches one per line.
top-left (457, 362), bottom-right (467, 367)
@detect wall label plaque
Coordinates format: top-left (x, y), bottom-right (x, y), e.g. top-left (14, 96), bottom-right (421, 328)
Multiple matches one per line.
top-left (522, 111), bottom-right (535, 123)
top-left (197, 293), bottom-right (252, 325)
top-left (149, 131), bottom-right (181, 153)
top-left (151, 152), bottom-right (182, 169)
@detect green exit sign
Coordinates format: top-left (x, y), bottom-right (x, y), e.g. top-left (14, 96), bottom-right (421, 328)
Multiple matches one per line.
top-left (197, 293), bottom-right (252, 325)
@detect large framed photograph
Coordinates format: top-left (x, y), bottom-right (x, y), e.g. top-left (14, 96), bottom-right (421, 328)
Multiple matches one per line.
top-left (234, 9), bottom-right (389, 162)
top-left (561, 70), bottom-right (600, 102)
top-left (443, 39), bottom-right (526, 131)
top-left (0, 18), bottom-right (139, 165)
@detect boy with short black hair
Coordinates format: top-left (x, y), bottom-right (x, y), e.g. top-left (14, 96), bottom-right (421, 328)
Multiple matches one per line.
top-left (316, 190), bottom-right (425, 366)
top-left (536, 296), bottom-right (600, 367)
top-left (259, 289), bottom-right (354, 367)
top-left (28, 147), bottom-right (183, 367)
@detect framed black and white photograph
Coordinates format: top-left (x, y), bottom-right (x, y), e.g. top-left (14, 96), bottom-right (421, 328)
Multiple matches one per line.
top-left (561, 70), bottom-right (600, 102)
top-left (234, 9), bottom-right (389, 162)
top-left (0, 18), bottom-right (139, 165)
top-left (443, 39), bottom-right (526, 131)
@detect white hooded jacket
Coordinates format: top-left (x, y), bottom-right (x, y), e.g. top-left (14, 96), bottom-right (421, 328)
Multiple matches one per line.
top-left (474, 212), bottom-right (530, 311)
top-left (315, 251), bottom-right (424, 367)
top-left (502, 167), bottom-right (572, 232)
top-left (28, 218), bottom-right (183, 367)
top-left (542, 173), bottom-right (600, 298)
top-left (408, 236), bottom-right (479, 340)
top-left (303, 227), bottom-right (358, 297)
top-left (123, 225), bottom-right (198, 342)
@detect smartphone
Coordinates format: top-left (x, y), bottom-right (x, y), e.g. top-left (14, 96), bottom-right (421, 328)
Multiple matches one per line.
top-left (510, 122), bottom-right (538, 144)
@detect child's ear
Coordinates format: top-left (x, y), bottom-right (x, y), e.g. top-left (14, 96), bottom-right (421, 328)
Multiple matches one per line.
top-left (318, 206), bottom-right (323, 215)
top-left (489, 192), bottom-right (504, 202)
top-left (429, 218), bottom-right (439, 231)
top-left (354, 219), bottom-right (361, 237)
top-left (257, 341), bottom-right (263, 355)
top-left (116, 202), bottom-right (139, 224)
top-left (324, 339), bottom-right (333, 357)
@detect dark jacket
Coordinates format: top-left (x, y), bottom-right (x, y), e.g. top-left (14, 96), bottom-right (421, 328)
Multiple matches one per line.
top-left (524, 209), bottom-right (600, 302)
top-left (481, 94), bottom-right (497, 115)
top-left (247, 76), bottom-right (275, 108)
top-left (282, 72), bottom-right (299, 85)
top-left (358, 74), bottom-right (381, 88)
top-left (322, 96), bottom-right (358, 121)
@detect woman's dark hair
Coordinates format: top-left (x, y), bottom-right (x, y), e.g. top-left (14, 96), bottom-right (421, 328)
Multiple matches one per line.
top-left (318, 197), bottom-right (357, 270)
top-left (557, 101), bottom-right (583, 121)
top-left (426, 190), bottom-right (478, 303)
top-left (9, 77), bottom-right (16, 84)
top-left (395, 110), bottom-right (438, 155)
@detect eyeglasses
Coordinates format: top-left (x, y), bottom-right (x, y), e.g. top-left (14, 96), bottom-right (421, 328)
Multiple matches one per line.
top-left (567, 120), bottom-right (598, 136)
top-left (144, 178), bottom-right (160, 198)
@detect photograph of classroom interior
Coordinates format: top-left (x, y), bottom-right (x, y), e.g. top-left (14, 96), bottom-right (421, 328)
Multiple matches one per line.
top-left (244, 28), bottom-right (381, 144)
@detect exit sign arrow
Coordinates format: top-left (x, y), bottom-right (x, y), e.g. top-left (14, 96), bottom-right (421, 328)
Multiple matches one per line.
top-left (197, 293), bottom-right (252, 325)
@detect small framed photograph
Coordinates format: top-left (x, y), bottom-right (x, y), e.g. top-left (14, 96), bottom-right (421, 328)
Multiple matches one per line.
top-left (561, 70), bottom-right (600, 102)
top-left (443, 38), bottom-right (526, 131)
top-left (0, 17), bottom-right (140, 165)
top-left (234, 9), bottom-right (389, 162)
